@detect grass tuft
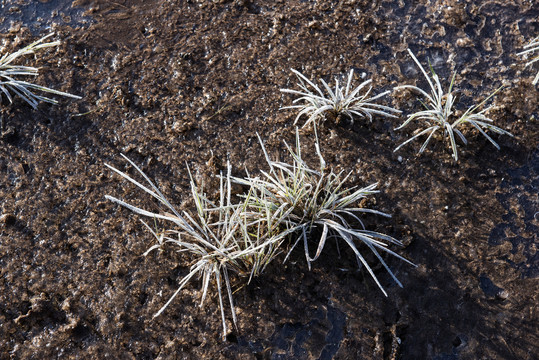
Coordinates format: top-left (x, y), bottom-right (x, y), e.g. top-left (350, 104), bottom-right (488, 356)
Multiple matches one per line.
top-left (394, 49), bottom-right (513, 161)
top-left (234, 128), bottom-right (415, 296)
top-left (280, 69), bottom-right (400, 128)
top-left (517, 36), bottom-right (539, 85)
top-left (0, 33), bottom-right (81, 109)
top-left (105, 155), bottom-right (289, 339)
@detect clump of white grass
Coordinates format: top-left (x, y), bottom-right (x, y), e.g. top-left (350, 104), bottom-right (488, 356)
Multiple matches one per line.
top-left (280, 69), bottom-right (401, 128)
top-left (517, 36), bottom-right (539, 85)
top-left (234, 129), bottom-right (415, 296)
top-left (105, 155), bottom-right (290, 339)
top-left (0, 33), bottom-right (81, 109)
top-left (394, 49), bottom-right (513, 161)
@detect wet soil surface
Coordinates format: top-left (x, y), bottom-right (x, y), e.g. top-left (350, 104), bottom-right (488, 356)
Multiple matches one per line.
top-left (1, 0), bottom-right (538, 359)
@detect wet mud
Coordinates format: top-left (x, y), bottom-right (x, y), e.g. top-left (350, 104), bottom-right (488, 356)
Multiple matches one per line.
top-left (0, 0), bottom-right (538, 359)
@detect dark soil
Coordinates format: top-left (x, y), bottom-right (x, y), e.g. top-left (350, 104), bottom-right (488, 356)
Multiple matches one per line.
top-left (1, 0), bottom-right (538, 359)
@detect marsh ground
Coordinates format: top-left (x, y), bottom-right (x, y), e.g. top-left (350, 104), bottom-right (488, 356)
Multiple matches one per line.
top-left (0, 0), bottom-right (538, 359)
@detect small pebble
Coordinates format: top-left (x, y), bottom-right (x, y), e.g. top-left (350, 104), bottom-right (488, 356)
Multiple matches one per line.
top-left (497, 290), bottom-right (509, 300)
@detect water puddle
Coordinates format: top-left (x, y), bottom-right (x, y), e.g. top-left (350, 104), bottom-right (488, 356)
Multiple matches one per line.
top-left (489, 148), bottom-right (539, 279)
top-left (240, 301), bottom-right (346, 359)
top-left (0, 0), bottom-right (93, 34)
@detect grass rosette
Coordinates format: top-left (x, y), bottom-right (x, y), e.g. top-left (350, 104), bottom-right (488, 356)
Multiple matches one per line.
top-left (517, 36), bottom-right (539, 85)
top-left (280, 68), bottom-right (401, 128)
top-left (234, 129), bottom-right (415, 296)
top-left (394, 49), bottom-right (513, 161)
top-left (105, 155), bottom-right (290, 338)
top-left (0, 33), bottom-right (81, 109)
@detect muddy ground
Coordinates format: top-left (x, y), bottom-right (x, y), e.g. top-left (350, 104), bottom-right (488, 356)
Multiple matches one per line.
top-left (0, 0), bottom-right (538, 359)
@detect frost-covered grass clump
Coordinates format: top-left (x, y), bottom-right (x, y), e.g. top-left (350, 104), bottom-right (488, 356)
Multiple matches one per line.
top-left (105, 156), bottom-right (291, 338)
top-left (105, 129), bottom-right (415, 337)
top-left (281, 69), bottom-right (401, 128)
top-left (234, 129), bottom-right (415, 296)
top-left (394, 49), bottom-right (513, 161)
top-left (517, 36), bottom-right (539, 85)
top-left (0, 33), bottom-right (81, 109)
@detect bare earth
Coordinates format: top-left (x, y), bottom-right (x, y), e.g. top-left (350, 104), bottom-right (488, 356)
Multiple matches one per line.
top-left (0, 0), bottom-right (538, 359)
